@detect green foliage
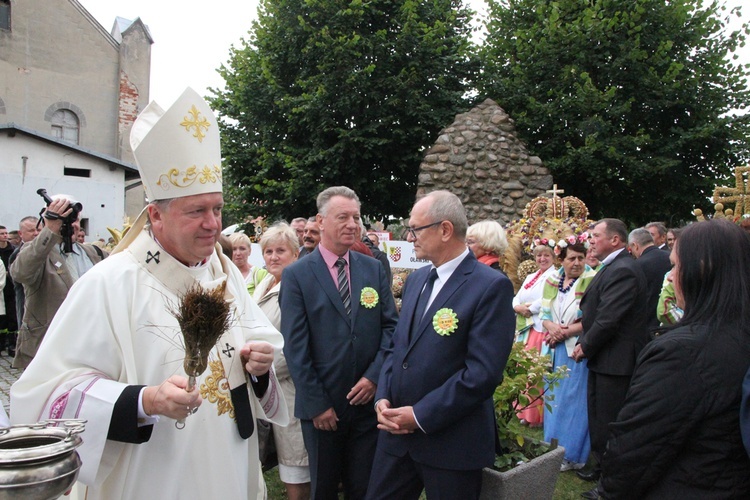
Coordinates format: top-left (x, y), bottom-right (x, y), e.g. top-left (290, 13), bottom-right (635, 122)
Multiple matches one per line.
top-left (494, 342), bottom-right (568, 471)
top-left (479, 0), bottom-right (750, 224)
top-left (210, 0), bottom-right (478, 222)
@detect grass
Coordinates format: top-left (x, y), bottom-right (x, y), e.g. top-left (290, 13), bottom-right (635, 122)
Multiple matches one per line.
top-left (262, 427), bottom-right (593, 499)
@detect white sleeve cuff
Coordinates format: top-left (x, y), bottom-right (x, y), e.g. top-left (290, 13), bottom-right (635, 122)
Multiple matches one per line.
top-left (137, 388), bottom-right (160, 426)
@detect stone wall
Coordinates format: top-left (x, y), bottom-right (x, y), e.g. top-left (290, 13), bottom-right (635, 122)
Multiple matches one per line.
top-left (417, 99), bottom-right (553, 224)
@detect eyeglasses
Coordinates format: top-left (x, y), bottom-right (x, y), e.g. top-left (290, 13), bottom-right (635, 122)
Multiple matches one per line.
top-left (406, 221), bottom-right (443, 240)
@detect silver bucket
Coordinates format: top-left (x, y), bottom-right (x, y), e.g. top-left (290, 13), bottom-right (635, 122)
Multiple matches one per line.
top-left (0, 420), bottom-right (85, 500)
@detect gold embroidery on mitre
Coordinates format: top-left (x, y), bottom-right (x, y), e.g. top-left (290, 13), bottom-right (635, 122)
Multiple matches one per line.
top-left (156, 165), bottom-right (222, 191)
top-left (180, 104), bottom-right (211, 142)
top-left (200, 358), bottom-right (236, 419)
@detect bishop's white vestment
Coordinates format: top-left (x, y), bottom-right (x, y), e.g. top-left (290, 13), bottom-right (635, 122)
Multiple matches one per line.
top-left (10, 229), bottom-right (288, 499)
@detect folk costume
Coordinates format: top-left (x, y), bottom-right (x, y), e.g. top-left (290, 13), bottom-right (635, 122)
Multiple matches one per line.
top-left (540, 266), bottom-right (597, 465)
top-left (10, 88), bottom-right (287, 499)
top-left (512, 264), bottom-right (556, 425)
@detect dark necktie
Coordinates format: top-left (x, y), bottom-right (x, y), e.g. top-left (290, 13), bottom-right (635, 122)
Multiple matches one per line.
top-left (411, 268), bottom-right (438, 337)
top-left (336, 258), bottom-right (351, 316)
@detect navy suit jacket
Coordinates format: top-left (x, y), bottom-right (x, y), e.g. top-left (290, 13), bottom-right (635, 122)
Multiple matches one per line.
top-left (579, 249), bottom-right (650, 376)
top-left (375, 252), bottom-right (514, 470)
top-left (279, 247), bottom-right (398, 420)
top-left (636, 246), bottom-right (673, 330)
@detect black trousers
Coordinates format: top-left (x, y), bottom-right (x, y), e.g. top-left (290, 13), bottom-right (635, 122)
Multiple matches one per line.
top-left (587, 370), bottom-right (632, 466)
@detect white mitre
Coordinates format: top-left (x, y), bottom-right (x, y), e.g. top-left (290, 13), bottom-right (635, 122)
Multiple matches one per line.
top-left (112, 88), bottom-right (222, 253)
top-left (131, 87), bottom-right (222, 201)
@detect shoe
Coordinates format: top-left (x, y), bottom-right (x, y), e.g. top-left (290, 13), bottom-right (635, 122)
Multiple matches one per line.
top-left (580, 487), bottom-right (599, 499)
top-left (561, 460), bottom-right (586, 472)
top-left (576, 468), bottom-right (600, 482)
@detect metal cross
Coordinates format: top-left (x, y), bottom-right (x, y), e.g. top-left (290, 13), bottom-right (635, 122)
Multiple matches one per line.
top-left (546, 184), bottom-right (565, 198)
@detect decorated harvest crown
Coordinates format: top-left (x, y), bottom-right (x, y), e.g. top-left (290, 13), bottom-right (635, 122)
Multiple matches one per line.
top-left (695, 166), bottom-right (749, 224)
top-left (503, 185), bottom-right (595, 291)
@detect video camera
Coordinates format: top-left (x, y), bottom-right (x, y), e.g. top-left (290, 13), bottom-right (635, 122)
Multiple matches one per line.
top-left (37, 188), bottom-right (83, 253)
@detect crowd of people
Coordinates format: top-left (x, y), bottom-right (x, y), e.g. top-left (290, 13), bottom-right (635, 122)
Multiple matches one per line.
top-left (2, 87), bottom-right (750, 500)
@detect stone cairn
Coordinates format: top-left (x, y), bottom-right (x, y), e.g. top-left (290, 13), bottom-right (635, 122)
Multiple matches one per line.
top-left (417, 99), bottom-right (553, 224)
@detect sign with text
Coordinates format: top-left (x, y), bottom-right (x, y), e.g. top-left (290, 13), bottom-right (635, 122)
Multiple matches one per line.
top-left (380, 240), bottom-right (431, 270)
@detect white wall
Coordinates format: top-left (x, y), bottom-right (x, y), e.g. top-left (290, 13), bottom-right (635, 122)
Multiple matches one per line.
top-left (0, 134), bottom-right (126, 241)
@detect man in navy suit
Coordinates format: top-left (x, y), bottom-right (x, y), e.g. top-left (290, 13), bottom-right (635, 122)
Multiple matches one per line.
top-left (572, 219), bottom-right (649, 498)
top-left (628, 228), bottom-right (672, 329)
top-left (366, 190), bottom-right (515, 500)
top-left (280, 186), bottom-right (398, 499)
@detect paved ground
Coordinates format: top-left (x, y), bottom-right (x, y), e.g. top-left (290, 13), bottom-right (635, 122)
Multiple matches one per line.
top-left (0, 351), bottom-right (18, 416)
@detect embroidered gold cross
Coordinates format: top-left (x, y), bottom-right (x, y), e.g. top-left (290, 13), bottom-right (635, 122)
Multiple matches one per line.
top-left (180, 105), bottom-right (210, 143)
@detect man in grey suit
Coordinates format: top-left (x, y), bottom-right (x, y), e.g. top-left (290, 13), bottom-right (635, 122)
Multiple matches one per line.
top-left (280, 186), bottom-right (398, 499)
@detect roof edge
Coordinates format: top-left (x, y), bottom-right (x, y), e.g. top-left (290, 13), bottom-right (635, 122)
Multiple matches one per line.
top-left (68, 0), bottom-right (120, 50)
top-left (0, 123), bottom-right (139, 179)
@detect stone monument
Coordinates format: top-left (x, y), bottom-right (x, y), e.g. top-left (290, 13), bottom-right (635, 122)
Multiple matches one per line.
top-left (417, 99), bottom-right (553, 224)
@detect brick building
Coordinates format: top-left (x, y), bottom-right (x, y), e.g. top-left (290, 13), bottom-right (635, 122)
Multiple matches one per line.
top-left (0, 0), bottom-right (151, 239)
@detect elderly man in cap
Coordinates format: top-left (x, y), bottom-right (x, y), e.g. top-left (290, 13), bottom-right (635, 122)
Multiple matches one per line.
top-left (11, 88), bottom-right (287, 499)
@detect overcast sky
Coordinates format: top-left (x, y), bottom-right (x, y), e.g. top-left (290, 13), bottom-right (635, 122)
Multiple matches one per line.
top-left (78, 0), bottom-right (748, 109)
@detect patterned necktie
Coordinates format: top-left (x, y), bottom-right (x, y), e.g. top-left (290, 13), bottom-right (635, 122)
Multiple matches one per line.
top-left (411, 268), bottom-right (439, 337)
top-left (336, 258), bottom-right (351, 316)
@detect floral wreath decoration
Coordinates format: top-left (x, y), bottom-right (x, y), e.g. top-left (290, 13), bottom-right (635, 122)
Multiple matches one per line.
top-left (360, 287), bottom-right (379, 308)
top-left (433, 308), bottom-right (459, 336)
top-left (531, 232), bottom-right (590, 256)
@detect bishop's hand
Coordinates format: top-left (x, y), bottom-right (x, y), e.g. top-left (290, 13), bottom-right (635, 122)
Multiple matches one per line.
top-left (143, 375), bottom-right (202, 420)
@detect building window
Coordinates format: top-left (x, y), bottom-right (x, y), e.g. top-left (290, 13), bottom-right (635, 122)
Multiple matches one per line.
top-left (51, 109), bottom-right (80, 144)
top-left (0, 0), bottom-right (10, 31)
top-left (63, 167), bottom-right (91, 178)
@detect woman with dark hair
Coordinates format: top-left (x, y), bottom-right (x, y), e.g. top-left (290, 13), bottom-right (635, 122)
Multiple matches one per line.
top-left (600, 219), bottom-right (750, 498)
top-left (540, 241), bottom-right (598, 471)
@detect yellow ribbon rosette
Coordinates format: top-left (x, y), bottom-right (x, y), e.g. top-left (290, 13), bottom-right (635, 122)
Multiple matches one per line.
top-left (433, 308), bottom-right (459, 336)
top-left (360, 287), bottom-right (379, 309)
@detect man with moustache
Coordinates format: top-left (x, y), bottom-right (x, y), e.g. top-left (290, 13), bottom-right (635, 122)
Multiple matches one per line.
top-left (297, 217), bottom-right (321, 258)
top-left (280, 186), bottom-right (398, 499)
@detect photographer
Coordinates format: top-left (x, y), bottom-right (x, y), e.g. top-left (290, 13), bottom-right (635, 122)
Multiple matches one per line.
top-left (9, 194), bottom-right (106, 369)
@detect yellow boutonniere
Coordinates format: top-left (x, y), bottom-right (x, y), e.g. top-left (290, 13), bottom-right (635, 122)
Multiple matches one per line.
top-left (360, 287), bottom-right (379, 308)
top-left (433, 308), bottom-right (459, 336)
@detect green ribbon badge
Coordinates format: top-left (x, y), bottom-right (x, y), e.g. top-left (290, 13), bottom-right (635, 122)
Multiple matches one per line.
top-left (433, 308), bottom-right (459, 336)
top-left (360, 287), bottom-right (379, 309)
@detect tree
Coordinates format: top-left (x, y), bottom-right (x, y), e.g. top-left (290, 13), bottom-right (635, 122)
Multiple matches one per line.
top-left (478, 0), bottom-right (750, 224)
top-left (211, 0), bottom-right (478, 222)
